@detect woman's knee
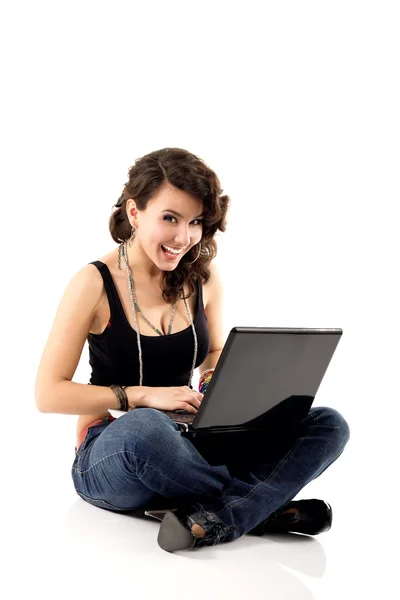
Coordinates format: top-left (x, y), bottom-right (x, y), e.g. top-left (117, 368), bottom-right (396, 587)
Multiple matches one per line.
top-left (123, 407), bottom-right (171, 428)
top-left (310, 406), bottom-right (350, 449)
top-left (116, 408), bottom-right (177, 447)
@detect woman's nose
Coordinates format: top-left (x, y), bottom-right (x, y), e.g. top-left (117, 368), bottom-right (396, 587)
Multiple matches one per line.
top-left (174, 226), bottom-right (191, 247)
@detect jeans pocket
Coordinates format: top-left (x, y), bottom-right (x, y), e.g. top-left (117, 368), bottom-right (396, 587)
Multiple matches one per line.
top-left (75, 429), bottom-right (91, 457)
top-left (75, 422), bottom-right (108, 457)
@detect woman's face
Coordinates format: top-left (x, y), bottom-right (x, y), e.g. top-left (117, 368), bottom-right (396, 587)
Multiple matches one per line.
top-left (127, 183), bottom-right (204, 273)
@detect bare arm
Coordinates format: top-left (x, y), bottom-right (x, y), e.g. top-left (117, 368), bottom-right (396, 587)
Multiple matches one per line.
top-left (37, 380), bottom-right (149, 415)
top-left (198, 262), bottom-right (225, 376)
top-left (34, 264), bottom-right (147, 415)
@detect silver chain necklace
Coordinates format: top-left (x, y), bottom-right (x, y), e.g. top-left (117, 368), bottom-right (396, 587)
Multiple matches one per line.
top-left (118, 239), bottom-right (198, 388)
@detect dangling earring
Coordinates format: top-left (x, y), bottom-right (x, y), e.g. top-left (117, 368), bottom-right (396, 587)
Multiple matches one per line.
top-left (128, 225), bottom-right (136, 248)
top-left (187, 243), bottom-right (202, 264)
top-left (117, 224), bottom-right (136, 270)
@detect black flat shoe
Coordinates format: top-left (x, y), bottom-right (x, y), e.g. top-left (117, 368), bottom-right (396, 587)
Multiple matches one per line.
top-left (250, 499), bottom-right (332, 536)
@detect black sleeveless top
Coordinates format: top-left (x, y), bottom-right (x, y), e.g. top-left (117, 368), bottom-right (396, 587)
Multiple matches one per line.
top-left (86, 261), bottom-right (210, 388)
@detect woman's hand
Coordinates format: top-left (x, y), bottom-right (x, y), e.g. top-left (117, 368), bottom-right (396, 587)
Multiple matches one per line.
top-left (141, 385), bottom-right (203, 414)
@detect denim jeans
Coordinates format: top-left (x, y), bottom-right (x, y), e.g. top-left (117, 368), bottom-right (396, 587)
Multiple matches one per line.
top-left (71, 406), bottom-right (350, 545)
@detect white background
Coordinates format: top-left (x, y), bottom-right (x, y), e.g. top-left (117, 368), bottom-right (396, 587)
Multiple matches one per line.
top-left (1, 1), bottom-right (399, 598)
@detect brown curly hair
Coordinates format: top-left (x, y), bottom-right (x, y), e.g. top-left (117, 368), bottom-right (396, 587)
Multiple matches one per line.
top-left (109, 148), bottom-right (230, 304)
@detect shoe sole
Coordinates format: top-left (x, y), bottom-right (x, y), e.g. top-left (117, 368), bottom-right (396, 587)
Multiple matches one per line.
top-left (157, 511), bottom-right (196, 552)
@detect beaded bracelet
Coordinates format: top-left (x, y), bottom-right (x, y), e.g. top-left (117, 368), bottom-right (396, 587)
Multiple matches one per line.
top-left (199, 369), bottom-right (215, 394)
top-left (110, 384), bottom-right (129, 412)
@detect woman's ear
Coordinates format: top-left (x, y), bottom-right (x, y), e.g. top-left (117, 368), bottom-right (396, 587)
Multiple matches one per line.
top-left (126, 198), bottom-right (139, 222)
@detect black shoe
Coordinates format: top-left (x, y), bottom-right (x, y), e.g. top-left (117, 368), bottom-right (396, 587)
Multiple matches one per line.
top-left (157, 511), bottom-right (197, 552)
top-left (154, 509), bottom-right (238, 553)
top-left (145, 508), bottom-right (197, 550)
top-left (250, 499), bottom-right (332, 536)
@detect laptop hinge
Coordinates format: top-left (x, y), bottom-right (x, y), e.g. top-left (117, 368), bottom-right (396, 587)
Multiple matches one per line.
top-left (176, 423), bottom-right (190, 432)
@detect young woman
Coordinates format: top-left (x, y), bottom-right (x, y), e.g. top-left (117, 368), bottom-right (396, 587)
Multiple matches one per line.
top-left (35, 147), bottom-right (350, 553)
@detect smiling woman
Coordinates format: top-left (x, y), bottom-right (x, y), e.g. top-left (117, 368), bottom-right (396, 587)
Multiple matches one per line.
top-left (34, 147), bottom-right (231, 522)
top-left (107, 159), bottom-right (228, 394)
top-left (35, 146), bottom-right (350, 554)
top-left (111, 148), bottom-right (230, 304)
top-left (160, 211), bottom-right (203, 257)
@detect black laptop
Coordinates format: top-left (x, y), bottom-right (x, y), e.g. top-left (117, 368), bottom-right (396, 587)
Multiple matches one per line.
top-left (159, 327), bottom-right (343, 466)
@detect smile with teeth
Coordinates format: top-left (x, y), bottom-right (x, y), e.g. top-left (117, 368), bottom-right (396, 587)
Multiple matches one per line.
top-left (162, 245), bottom-right (184, 256)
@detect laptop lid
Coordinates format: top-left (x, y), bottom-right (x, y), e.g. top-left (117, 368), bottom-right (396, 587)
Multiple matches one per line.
top-left (189, 327), bottom-right (342, 431)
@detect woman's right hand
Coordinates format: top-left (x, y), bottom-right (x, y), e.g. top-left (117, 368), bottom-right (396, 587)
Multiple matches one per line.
top-left (140, 385), bottom-right (203, 414)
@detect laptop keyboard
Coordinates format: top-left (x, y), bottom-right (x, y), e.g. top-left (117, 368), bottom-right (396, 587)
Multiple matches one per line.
top-left (158, 410), bottom-right (195, 424)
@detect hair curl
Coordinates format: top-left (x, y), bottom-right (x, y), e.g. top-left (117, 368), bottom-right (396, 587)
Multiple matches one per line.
top-left (109, 148), bottom-right (230, 303)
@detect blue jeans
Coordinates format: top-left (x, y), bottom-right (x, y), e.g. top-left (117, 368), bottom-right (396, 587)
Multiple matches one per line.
top-left (71, 406), bottom-right (350, 545)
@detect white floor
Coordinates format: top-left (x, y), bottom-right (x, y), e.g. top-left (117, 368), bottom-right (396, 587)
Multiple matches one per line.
top-left (5, 398), bottom-right (399, 600)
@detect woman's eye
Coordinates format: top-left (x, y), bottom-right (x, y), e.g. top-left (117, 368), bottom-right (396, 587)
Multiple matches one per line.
top-left (164, 215), bottom-right (203, 225)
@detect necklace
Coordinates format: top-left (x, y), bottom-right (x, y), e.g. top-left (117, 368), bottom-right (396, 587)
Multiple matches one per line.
top-left (118, 240), bottom-right (198, 388)
top-left (133, 289), bottom-right (177, 336)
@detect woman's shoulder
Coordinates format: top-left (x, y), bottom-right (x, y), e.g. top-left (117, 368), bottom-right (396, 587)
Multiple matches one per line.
top-left (85, 249), bottom-right (119, 278)
top-left (200, 261), bottom-right (221, 309)
top-left (96, 249), bottom-right (118, 268)
top-left (80, 250), bottom-right (119, 298)
top-left (205, 260), bottom-right (219, 279)
top-left (202, 261), bottom-right (221, 288)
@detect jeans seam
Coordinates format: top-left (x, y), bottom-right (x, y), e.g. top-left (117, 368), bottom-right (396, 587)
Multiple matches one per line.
top-left (72, 450), bottom-right (206, 496)
top-left (209, 411), bottom-right (321, 518)
top-left (75, 491), bottom-right (134, 512)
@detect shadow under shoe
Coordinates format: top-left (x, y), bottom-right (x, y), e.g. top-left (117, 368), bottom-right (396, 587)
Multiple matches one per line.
top-left (249, 499), bottom-right (332, 536)
top-left (155, 509), bottom-right (238, 553)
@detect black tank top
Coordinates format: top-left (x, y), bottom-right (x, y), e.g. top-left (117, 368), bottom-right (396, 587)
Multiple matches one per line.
top-left (86, 261), bottom-right (210, 388)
